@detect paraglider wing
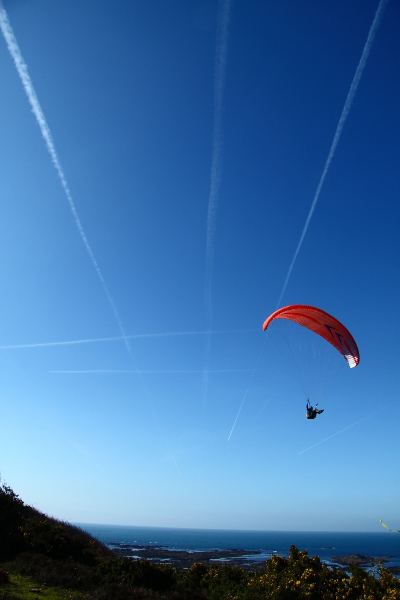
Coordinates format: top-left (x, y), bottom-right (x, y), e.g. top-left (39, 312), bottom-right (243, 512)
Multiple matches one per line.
top-left (380, 520), bottom-right (400, 533)
top-left (263, 305), bottom-right (360, 368)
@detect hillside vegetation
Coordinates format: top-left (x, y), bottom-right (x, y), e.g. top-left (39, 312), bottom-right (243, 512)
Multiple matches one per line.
top-left (1, 483), bottom-right (400, 599)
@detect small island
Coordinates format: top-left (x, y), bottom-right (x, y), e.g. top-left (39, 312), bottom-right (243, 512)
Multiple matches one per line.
top-left (111, 543), bottom-right (266, 568)
top-left (331, 554), bottom-right (394, 566)
top-left (330, 554), bottom-right (400, 575)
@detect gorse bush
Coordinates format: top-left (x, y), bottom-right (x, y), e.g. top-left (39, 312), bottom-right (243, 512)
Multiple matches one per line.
top-left (97, 557), bottom-right (176, 593)
top-left (19, 518), bottom-right (109, 565)
top-left (172, 546), bottom-right (400, 600)
top-left (0, 593), bottom-right (21, 600)
top-left (175, 561), bottom-right (208, 596)
top-left (80, 584), bottom-right (164, 600)
top-left (0, 571), bottom-right (9, 585)
top-left (0, 484), bottom-right (35, 561)
top-left (200, 546), bottom-right (400, 600)
top-left (3, 552), bottom-right (99, 590)
top-left (80, 583), bottom-right (206, 600)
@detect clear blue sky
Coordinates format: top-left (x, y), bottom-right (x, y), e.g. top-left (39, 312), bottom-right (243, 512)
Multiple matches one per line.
top-left (0, 0), bottom-right (399, 532)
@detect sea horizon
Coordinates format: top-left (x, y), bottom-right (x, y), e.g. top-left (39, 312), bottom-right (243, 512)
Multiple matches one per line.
top-left (74, 523), bottom-right (400, 568)
top-left (76, 522), bottom-right (381, 534)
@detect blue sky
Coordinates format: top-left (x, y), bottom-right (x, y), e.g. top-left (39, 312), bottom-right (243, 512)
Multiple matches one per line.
top-left (0, 0), bottom-right (399, 532)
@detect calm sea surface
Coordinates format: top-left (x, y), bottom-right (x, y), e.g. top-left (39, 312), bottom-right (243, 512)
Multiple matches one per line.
top-left (75, 524), bottom-right (400, 568)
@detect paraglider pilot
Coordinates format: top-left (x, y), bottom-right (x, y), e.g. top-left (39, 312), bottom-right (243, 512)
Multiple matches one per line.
top-left (306, 400), bottom-right (324, 420)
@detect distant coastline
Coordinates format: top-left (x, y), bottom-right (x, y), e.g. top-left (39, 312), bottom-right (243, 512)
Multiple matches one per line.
top-left (107, 542), bottom-right (400, 574)
top-left (76, 523), bottom-right (400, 571)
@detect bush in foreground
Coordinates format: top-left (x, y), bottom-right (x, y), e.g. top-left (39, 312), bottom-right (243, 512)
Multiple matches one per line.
top-left (3, 552), bottom-right (99, 590)
top-left (97, 557), bottom-right (176, 593)
top-left (0, 571), bottom-right (9, 585)
top-left (4, 545), bottom-right (400, 599)
top-left (197, 546), bottom-right (400, 600)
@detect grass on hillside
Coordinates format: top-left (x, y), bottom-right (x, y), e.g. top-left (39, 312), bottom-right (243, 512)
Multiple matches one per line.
top-left (0, 572), bottom-right (82, 600)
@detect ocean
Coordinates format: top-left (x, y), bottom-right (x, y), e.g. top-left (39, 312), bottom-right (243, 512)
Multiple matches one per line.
top-left (75, 524), bottom-right (400, 569)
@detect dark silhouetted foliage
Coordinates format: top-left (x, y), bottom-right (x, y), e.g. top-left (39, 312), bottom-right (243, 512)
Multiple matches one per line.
top-left (97, 557), bottom-right (175, 593)
top-left (0, 571), bottom-right (9, 585)
top-left (4, 552), bottom-right (99, 590)
top-left (80, 583), bottom-right (168, 600)
top-left (174, 562), bottom-right (208, 596)
top-left (0, 593), bottom-right (21, 600)
top-left (0, 484), bottom-right (35, 561)
top-left (0, 482), bottom-right (113, 565)
top-left (80, 585), bottom-right (206, 600)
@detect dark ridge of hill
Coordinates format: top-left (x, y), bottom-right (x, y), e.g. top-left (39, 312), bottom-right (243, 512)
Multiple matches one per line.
top-left (0, 482), bottom-right (113, 564)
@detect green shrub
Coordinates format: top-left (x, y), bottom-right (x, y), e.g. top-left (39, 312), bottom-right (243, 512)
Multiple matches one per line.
top-left (241, 546), bottom-right (400, 600)
top-left (80, 583), bottom-right (165, 599)
top-left (3, 552), bottom-right (98, 590)
top-left (171, 546), bottom-right (400, 600)
top-left (175, 561), bottom-right (208, 595)
top-left (0, 592), bottom-right (22, 600)
top-left (0, 483), bottom-right (112, 565)
top-left (97, 558), bottom-right (175, 593)
top-left (0, 571), bottom-right (9, 585)
top-left (0, 484), bottom-right (35, 561)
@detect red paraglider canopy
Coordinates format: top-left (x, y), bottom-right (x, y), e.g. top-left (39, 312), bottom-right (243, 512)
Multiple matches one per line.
top-left (263, 305), bottom-right (360, 368)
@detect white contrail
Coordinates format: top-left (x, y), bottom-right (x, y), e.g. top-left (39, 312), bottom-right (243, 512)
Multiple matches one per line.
top-left (253, 397), bottom-right (272, 421)
top-left (50, 368), bottom-right (255, 374)
top-left (203, 0), bottom-right (232, 401)
top-left (276, 0), bottom-right (388, 308)
top-left (167, 449), bottom-right (181, 476)
top-left (0, 4), bottom-right (181, 474)
top-left (0, 329), bottom-right (256, 350)
top-left (297, 400), bottom-right (398, 455)
top-left (0, 2), bottom-right (132, 357)
top-left (227, 339), bottom-right (266, 440)
top-left (0, 336), bottom-right (129, 350)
